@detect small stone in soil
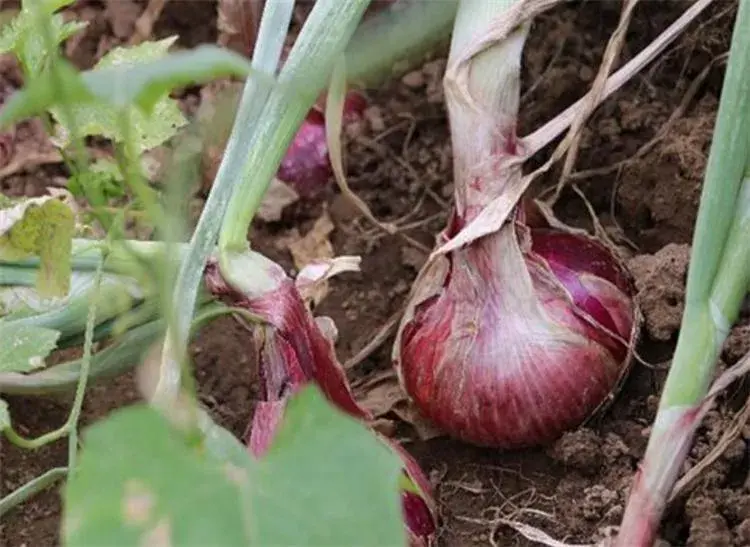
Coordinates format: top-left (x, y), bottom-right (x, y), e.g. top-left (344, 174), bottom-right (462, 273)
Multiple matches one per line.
top-left (686, 514), bottom-right (732, 547)
top-left (735, 518), bottom-right (750, 544)
top-left (549, 428), bottom-right (602, 474)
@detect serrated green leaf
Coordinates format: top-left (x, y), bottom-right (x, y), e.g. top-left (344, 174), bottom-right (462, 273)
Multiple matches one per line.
top-left (95, 36), bottom-right (178, 69)
top-left (20, 15), bottom-right (86, 74)
top-left (0, 197), bottom-right (75, 297)
top-left (0, 399), bottom-right (9, 430)
top-left (0, 1), bottom-right (86, 75)
top-left (63, 386), bottom-right (406, 546)
top-left (0, 46), bottom-right (255, 125)
top-left (84, 45), bottom-right (254, 113)
top-left (54, 95), bottom-right (186, 153)
top-left (50, 37), bottom-right (187, 152)
top-left (0, 322), bottom-right (60, 373)
top-left (24, 0), bottom-right (78, 13)
top-left (0, 43), bottom-right (254, 153)
top-left (68, 161), bottom-right (125, 204)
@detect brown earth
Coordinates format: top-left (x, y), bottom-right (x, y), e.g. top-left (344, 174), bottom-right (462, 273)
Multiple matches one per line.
top-left (1, 1), bottom-right (749, 546)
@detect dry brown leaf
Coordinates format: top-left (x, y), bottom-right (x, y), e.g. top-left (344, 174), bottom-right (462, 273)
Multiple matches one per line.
top-left (355, 369), bottom-right (408, 418)
top-left (285, 209), bottom-right (335, 268)
top-left (129, 0), bottom-right (168, 46)
top-left (392, 402), bottom-right (444, 441)
top-left (217, 0), bottom-right (262, 57)
top-left (256, 178), bottom-right (299, 222)
top-left (277, 209), bottom-right (337, 305)
top-left (295, 256), bottom-right (361, 305)
top-left (104, 0), bottom-right (141, 40)
top-left (354, 369), bottom-right (444, 441)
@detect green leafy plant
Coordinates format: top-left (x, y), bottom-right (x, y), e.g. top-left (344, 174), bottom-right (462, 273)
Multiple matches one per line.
top-left (63, 387), bottom-right (406, 545)
top-left (0, 0), bottom-right (451, 543)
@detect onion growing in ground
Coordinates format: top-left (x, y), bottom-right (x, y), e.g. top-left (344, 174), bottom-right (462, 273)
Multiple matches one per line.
top-left (204, 252), bottom-right (437, 546)
top-left (278, 91), bottom-right (367, 198)
top-left (393, 1), bottom-right (640, 449)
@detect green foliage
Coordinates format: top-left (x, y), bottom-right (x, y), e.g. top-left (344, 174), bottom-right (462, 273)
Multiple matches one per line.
top-left (63, 387), bottom-right (406, 546)
top-left (0, 197), bottom-right (75, 297)
top-left (0, 321), bottom-right (59, 373)
top-left (51, 37), bottom-right (188, 154)
top-left (0, 46), bottom-right (254, 132)
top-left (0, 0), bottom-right (86, 76)
top-left (67, 161), bottom-right (125, 205)
top-left (0, 399), bottom-right (9, 431)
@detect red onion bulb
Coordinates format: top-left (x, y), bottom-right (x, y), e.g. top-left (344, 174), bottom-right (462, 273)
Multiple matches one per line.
top-left (394, 208), bottom-right (639, 448)
top-left (277, 92), bottom-right (367, 199)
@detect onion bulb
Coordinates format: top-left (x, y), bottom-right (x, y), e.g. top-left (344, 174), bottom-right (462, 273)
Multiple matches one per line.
top-left (394, 202), bottom-right (639, 448)
top-left (278, 92), bottom-right (367, 198)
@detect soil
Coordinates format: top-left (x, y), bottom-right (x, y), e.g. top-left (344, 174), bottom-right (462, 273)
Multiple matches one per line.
top-left (1, 1), bottom-right (748, 546)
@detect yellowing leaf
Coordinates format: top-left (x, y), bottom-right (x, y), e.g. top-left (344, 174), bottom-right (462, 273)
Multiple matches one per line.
top-left (0, 322), bottom-right (60, 373)
top-left (0, 196), bottom-right (74, 297)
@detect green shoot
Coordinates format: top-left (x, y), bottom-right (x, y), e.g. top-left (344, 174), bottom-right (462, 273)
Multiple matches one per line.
top-left (617, 2), bottom-right (750, 544)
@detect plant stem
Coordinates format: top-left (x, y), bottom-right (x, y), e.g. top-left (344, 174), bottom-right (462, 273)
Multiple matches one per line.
top-left (2, 252), bottom-right (104, 452)
top-left (0, 301), bottom-right (223, 396)
top-left (617, 3), bottom-right (750, 544)
top-left (219, 0), bottom-right (372, 252)
top-left (65, 249), bottom-right (104, 471)
top-left (345, 0), bottom-right (458, 88)
top-left (154, 1), bottom-right (295, 408)
top-left (444, 0), bottom-right (529, 221)
top-left (0, 467), bottom-right (68, 518)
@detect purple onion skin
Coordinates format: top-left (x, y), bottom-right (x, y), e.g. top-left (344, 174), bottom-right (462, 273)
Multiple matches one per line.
top-left (204, 259), bottom-right (437, 545)
top-left (277, 92), bottom-right (367, 199)
top-left (397, 219), bottom-right (637, 449)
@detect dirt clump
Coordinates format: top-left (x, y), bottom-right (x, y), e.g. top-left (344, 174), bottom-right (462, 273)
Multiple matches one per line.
top-left (617, 95), bottom-right (717, 251)
top-left (628, 243), bottom-right (691, 342)
top-left (548, 428), bottom-right (602, 475)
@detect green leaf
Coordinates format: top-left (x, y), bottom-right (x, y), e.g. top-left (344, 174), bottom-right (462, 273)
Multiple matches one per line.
top-left (63, 387), bottom-right (406, 546)
top-left (0, 0), bottom-right (86, 75)
top-left (0, 41), bottom-right (254, 153)
top-left (0, 60), bottom-right (92, 127)
top-left (0, 322), bottom-right (60, 373)
top-left (68, 161), bottom-right (125, 204)
top-left (1, 46), bottom-right (254, 125)
top-left (0, 399), bottom-right (9, 430)
top-left (62, 404), bottom-right (248, 546)
top-left (249, 386), bottom-right (406, 545)
top-left (0, 196), bottom-right (75, 297)
top-left (84, 45), bottom-right (254, 113)
top-left (51, 37), bottom-right (188, 152)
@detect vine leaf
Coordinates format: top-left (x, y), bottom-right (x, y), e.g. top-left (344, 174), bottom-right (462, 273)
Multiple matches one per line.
top-left (63, 386), bottom-right (405, 546)
top-left (0, 322), bottom-right (60, 373)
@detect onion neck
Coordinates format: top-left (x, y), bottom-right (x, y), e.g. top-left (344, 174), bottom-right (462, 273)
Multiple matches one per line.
top-left (444, 0), bottom-right (529, 224)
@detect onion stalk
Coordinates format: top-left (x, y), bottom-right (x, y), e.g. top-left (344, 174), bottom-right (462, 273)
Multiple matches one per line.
top-left (393, 0), bottom-right (639, 448)
top-left (204, 251), bottom-right (437, 546)
top-left (617, 3), bottom-right (750, 544)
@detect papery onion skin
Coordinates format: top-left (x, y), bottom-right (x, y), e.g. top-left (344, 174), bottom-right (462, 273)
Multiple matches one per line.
top-left (204, 257), bottom-right (437, 545)
top-left (396, 216), bottom-right (638, 448)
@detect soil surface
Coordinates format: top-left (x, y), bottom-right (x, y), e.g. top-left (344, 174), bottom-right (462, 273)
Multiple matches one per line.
top-left (2, 1), bottom-right (749, 546)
